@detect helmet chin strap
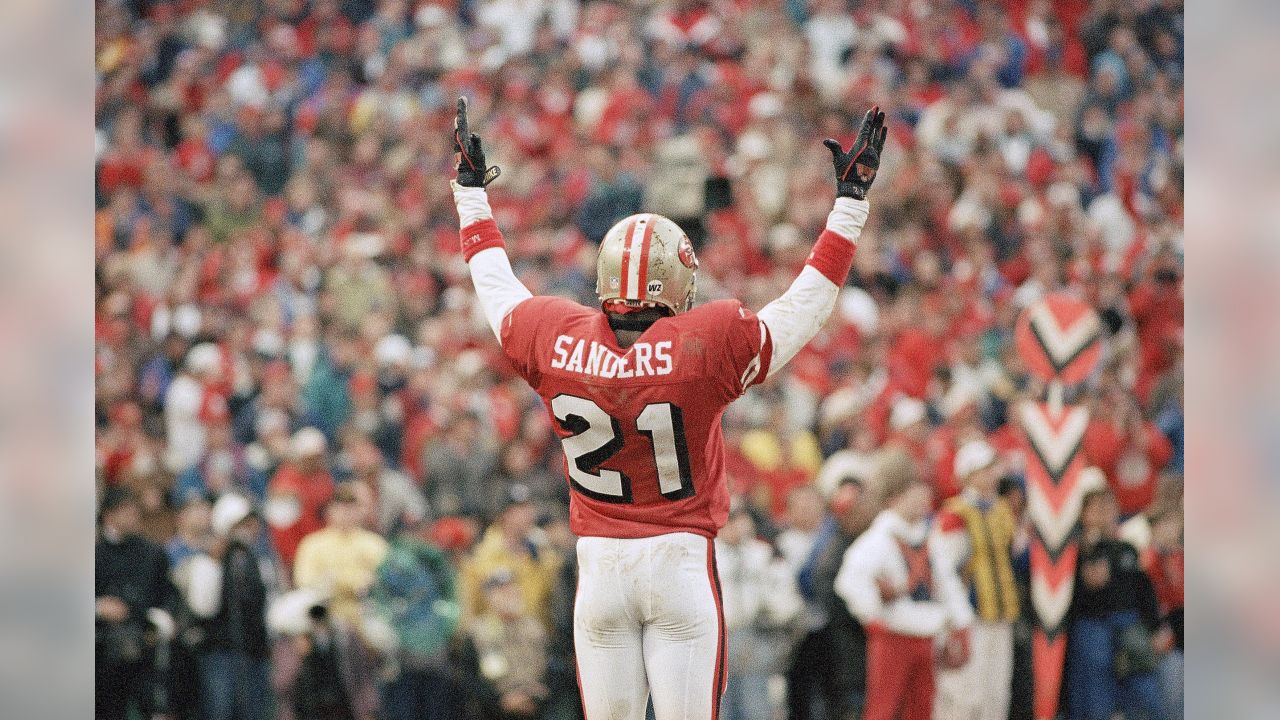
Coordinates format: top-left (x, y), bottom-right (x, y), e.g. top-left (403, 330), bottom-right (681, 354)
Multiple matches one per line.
top-left (603, 299), bottom-right (670, 332)
top-left (607, 314), bottom-right (659, 332)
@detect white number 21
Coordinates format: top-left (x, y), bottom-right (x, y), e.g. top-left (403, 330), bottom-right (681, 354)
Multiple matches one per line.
top-left (550, 395), bottom-right (694, 503)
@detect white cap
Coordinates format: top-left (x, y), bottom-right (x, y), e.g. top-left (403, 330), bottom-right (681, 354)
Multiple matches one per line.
top-left (211, 493), bottom-right (254, 536)
top-left (374, 334), bottom-right (412, 367)
top-left (254, 407), bottom-right (289, 437)
top-left (889, 396), bottom-right (927, 431)
top-left (735, 130), bottom-right (772, 161)
top-left (748, 92), bottom-right (784, 119)
top-left (173, 304), bottom-right (203, 338)
top-left (455, 349), bottom-right (486, 378)
top-left (345, 232), bottom-right (385, 259)
top-left (289, 427), bottom-right (327, 459)
top-left (940, 381), bottom-right (982, 420)
top-left (186, 343), bottom-right (223, 376)
top-left (954, 440), bottom-right (997, 480)
top-left (252, 327), bottom-right (285, 357)
top-left (415, 3), bottom-right (450, 28)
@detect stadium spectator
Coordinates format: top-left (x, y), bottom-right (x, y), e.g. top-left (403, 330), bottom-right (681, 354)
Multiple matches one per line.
top-left (292, 484), bottom-right (391, 719)
top-left (458, 568), bottom-right (550, 720)
top-left (173, 390), bottom-right (267, 503)
top-left (368, 520), bottom-right (462, 720)
top-left (93, 0), bottom-right (1183, 715)
top-left (457, 485), bottom-right (560, 628)
top-left (291, 603), bottom-right (357, 720)
top-left (834, 450), bottom-right (974, 720)
top-left (96, 487), bottom-right (177, 720)
top-left (790, 476), bottom-right (875, 720)
top-left (177, 493), bottom-right (273, 720)
top-left (163, 343), bottom-right (227, 473)
top-left (776, 485), bottom-right (827, 575)
top-left (166, 493), bottom-right (213, 568)
top-left (715, 508), bottom-right (803, 720)
top-left (1083, 382), bottom-right (1174, 517)
top-left (932, 440), bottom-right (1021, 720)
top-left (267, 427), bottom-right (336, 569)
top-left (293, 484), bottom-right (390, 625)
top-left (423, 410), bottom-right (501, 519)
top-left (1066, 487), bottom-right (1170, 720)
top-left (343, 431), bottom-right (429, 536)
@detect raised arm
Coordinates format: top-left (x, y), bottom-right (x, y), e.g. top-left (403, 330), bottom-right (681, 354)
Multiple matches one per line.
top-left (451, 97), bottom-right (532, 342)
top-left (757, 106), bottom-right (887, 379)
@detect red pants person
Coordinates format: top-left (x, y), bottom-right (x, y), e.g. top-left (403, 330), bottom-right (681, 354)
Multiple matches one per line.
top-left (863, 628), bottom-right (936, 720)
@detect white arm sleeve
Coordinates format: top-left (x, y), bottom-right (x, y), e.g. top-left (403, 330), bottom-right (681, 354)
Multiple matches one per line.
top-left (469, 248), bottom-right (534, 342)
top-left (452, 182), bottom-right (534, 342)
top-left (757, 197), bottom-right (869, 379)
top-left (452, 181), bottom-right (494, 227)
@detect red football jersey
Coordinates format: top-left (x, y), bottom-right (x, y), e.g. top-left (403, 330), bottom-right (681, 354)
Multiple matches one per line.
top-left (501, 296), bottom-right (772, 539)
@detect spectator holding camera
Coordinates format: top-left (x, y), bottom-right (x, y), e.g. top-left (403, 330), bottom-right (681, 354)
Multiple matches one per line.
top-left (292, 484), bottom-right (390, 720)
top-left (293, 485), bottom-right (389, 626)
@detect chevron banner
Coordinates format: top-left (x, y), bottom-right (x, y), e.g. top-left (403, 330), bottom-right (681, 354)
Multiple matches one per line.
top-left (1032, 631), bottom-right (1069, 720)
top-left (1014, 293), bottom-right (1103, 385)
top-left (1019, 399), bottom-right (1092, 720)
top-left (1014, 295), bottom-right (1104, 720)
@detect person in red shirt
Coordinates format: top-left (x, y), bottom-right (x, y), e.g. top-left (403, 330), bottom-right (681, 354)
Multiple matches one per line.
top-left (450, 99), bottom-right (885, 720)
top-left (265, 427), bottom-right (335, 570)
top-left (1128, 251), bottom-right (1183, 403)
top-left (1083, 387), bottom-right (1174, 517)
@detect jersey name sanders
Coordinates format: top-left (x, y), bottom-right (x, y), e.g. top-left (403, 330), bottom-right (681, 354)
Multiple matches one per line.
top-left (549, 335), bottom-right (673, 379)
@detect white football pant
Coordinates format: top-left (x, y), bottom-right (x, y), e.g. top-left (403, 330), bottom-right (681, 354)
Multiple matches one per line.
top-left (574, 532), bottom-right (726, 720)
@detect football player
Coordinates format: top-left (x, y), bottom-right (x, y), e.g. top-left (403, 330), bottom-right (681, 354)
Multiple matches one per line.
top-left (450, 97), bottom-right (886, 720)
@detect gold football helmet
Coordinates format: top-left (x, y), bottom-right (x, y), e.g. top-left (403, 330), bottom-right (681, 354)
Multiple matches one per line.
top-left (596, 213), bottom-right (699, 315)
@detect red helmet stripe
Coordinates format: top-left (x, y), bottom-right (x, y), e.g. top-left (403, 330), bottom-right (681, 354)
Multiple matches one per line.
top-left (618, 217), bottom-right (638, 298)
top-left (637, 215), bottom-right (655, 299)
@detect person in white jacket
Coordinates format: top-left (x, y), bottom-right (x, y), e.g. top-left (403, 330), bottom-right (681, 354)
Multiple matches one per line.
top-left (834, 450), bottom-right (973, 720)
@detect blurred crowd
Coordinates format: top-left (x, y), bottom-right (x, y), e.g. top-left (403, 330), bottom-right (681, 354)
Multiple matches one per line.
top-left (94, 0), bottom-right (1183, 719)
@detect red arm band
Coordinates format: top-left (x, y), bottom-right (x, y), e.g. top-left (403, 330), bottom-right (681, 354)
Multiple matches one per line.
top-left (805, 229), bottom-right (857, 286)
top-left (459, 218), bottom-right (505, 262)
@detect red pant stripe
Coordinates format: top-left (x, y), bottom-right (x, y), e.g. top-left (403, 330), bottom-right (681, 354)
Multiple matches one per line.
top-left (705, 537), bottom-right (727, 720)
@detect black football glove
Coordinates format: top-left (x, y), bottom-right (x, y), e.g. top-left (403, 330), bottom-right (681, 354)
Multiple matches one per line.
top-left (454, 97), bottom-right (501, 188)
top-left (822, 106), bottom-right (888, 201)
